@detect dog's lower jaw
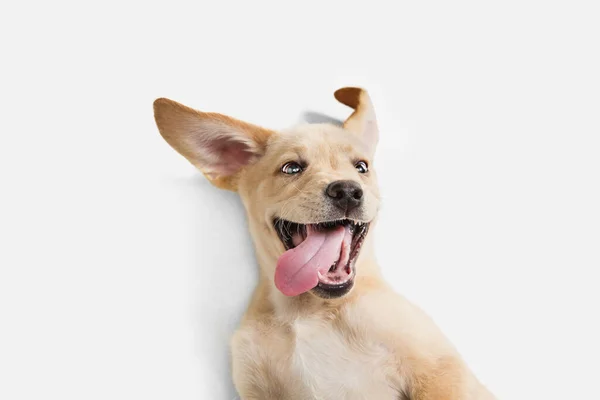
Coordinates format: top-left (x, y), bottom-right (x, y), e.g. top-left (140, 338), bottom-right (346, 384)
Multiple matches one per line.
top-left (312, 277), bottom-right (355, 299)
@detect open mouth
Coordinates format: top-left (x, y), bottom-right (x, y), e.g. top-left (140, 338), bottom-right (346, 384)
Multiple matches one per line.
top-left (273, 218), bottom-right (369, 298)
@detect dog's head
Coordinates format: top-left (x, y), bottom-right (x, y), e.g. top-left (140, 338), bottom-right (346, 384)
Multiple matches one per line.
top-left (154, 88), bottom-right (381, 299)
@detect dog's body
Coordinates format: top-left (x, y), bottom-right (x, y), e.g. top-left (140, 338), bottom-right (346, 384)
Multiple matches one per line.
top-left (154, 88), bottom-right (495, 399)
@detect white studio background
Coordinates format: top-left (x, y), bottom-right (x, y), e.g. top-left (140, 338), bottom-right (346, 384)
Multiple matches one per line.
top-left (1, 1), bottom-right (599, 399)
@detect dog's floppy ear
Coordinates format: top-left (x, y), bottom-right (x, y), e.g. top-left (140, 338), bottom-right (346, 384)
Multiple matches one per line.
top-left (153, 98), bottom-right (274, 191)
top-left (334, 87), bottom-right (379, 153)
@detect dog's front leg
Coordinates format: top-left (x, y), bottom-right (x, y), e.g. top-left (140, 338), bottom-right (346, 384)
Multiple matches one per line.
top-left (351, 290), bottom-right (495, 399)
top-left (403, 355), bottom-right (495, 400)
top-left (232, 360), bottom-right (291, 400)
top-left (232, 327), bottom-right (305, 400)
top-left (405, 355), bottom-right (470, 400)
top-left (232, 370), bottom-right (290, 400)
top-left (234, 379), bottom-right (307, 400)
top-left (235, 386), bottom-right (283, 400)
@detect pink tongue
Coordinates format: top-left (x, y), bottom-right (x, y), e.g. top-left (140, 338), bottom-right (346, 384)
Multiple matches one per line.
top-left (275, 225), bottom-right (350, 296)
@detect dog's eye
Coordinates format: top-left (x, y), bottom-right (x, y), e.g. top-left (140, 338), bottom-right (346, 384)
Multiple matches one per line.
top-left (281, 162), bottom-right (303, 175)
top-left (355, 161), bottom-right (369, 173)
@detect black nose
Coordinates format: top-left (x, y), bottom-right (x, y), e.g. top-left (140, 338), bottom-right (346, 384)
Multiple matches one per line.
top-left (326, 180), bottom-right (364, 212)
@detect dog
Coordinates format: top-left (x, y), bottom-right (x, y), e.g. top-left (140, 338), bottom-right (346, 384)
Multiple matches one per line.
top-left (153, 87), bottom-right (496, 399)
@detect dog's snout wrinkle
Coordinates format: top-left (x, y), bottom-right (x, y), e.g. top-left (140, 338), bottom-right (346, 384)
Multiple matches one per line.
top-left (326, 180), bottom-right (363, 213)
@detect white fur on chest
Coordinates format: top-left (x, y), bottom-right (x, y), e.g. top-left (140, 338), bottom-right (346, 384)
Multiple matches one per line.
top-left (291, 317), bottom-right (399, 400)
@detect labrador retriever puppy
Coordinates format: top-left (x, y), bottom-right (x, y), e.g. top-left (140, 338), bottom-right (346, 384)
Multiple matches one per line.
top-left (153, 87), bottom-right (495, 399)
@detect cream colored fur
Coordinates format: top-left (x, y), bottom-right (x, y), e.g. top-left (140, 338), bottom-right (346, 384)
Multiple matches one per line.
top-left (153, 87), bottom-right (496, 399)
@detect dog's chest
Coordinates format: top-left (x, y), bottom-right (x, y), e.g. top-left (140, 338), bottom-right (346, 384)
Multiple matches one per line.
top-left (290, 317), bottom-right (399, 400)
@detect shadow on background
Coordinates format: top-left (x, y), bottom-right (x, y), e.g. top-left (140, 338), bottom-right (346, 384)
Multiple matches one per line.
top-left (301, 111), bottom-right (343, 126)
top-left (176, 174), bottom-right (257, 399)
